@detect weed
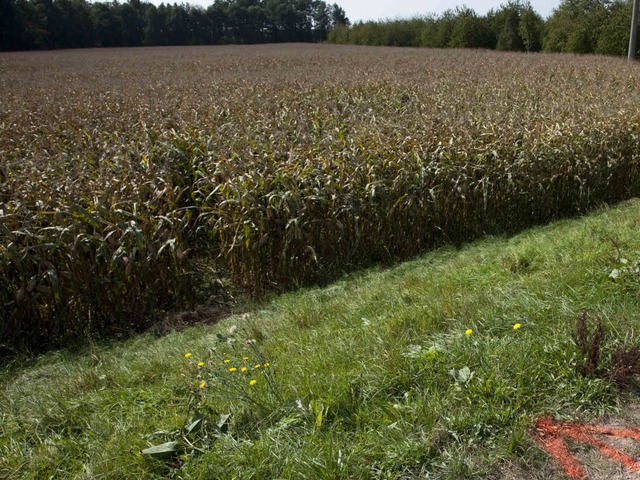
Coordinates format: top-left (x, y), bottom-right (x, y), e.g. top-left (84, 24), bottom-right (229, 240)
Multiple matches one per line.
top-left (573, 310), bottom-right (640, 387)
top-left (608, 343), bottom-right (640, 386)
top-left (574, 311), bottom-right (605, 378)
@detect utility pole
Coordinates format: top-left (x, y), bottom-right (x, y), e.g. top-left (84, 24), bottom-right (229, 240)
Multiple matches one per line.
top-left (629, 0), bottom-right (640, 60)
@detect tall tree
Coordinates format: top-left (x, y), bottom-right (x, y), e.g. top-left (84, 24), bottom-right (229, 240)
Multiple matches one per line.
top-left (312, 0), bottom-right (330, 41)
top-left (189, 7), bottom-right (212, 44)
top-left (0, 0), bottom-right (29, 50)
top-left (1, 0), bottom-right (350, 50)
top-left (145, 3), bottom-right (169, 46)
top-left (167, 3), bottom-right (191, 45)
top-left (120, 0), bottom-right (146, 46)
top-left (596, 0), bottom-right (634, 55)
top-left (329, 3), bottom-right (348, 27)
top-left (449, 6), bottom-right (493, 48)
top-left (228, 0), bottom-right (263, 43)
top-left (92, 1), bottom-right (125, 47)
top-left (207, 1), bottom-right (230, 43)
top-left (421, 10), bottom-right (455, 48)
top-left (518, 4), bottom-right (544, 51)
top-left (544, 0), bottom-right (609, 53)
top-left (490, 1), bottom-right (525, 51)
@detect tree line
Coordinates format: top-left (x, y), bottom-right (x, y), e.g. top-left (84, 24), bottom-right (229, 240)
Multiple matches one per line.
top-left (328, 0), bottom-right (638, 57)
top-left (1, 0), bottom-right (636, 56)
top-left (0, 0), bottom-right (350, 50)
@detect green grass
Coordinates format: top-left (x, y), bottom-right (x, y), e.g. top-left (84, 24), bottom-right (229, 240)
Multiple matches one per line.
top-left (2, 199), bottom-right (640, 479)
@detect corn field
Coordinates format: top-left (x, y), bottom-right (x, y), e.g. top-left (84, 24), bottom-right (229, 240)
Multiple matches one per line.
top-left (2, 44), bottom-right (640, 351)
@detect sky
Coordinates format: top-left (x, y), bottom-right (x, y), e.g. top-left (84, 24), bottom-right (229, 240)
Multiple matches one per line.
top-left (149, 0), bottom-right (561, 21)
top-left (336, 0), bottom-right (560, 20)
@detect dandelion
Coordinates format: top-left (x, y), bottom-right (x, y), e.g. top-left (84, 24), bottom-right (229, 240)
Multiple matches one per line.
top-left (249, 379), bottom-right (257, 386)
top-left (254, 364), bottom-right (261, 369)
top-left (199, 381), bottom-right (207, 388)
top-left (263, 362), bottom-right (270, 367)
top-left (243, 356), bottom-right (249, 360)
top-left (241, 367), bottom-right (247, 372)
top-left (197, 361), bottom-right (205, 367)
top-left (465, 329), bottom-right (473, 335)
top-left (184, 352), bottom-right (192, 358)
top-left (229, 367), bottom-right (237, 372)
top-left (513, 323), bottom-right (522, 330)
top-left (224, 359), bottom-right (231, 364)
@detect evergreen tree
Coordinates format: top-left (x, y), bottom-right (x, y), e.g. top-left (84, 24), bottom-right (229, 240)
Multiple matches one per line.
top-left (1, 0), bottom-right (350, 50)
top-left (518, 6), bottom-right (544, 52)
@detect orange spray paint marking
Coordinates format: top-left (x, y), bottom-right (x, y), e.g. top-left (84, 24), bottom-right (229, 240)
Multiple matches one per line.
top-left (535, 416), bottom-right (640, 479)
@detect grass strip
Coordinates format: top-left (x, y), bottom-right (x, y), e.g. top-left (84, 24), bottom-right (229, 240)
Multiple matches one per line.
top-left (2, 199), bottom-right (640, 478)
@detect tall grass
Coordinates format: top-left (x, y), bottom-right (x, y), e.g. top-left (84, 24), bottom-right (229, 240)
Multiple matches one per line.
top-left (2, 45), bottom-right (640, 351)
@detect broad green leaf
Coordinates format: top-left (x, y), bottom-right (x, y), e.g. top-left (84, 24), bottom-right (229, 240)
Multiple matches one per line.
top-left (141, 441), bottom-right (182, 459)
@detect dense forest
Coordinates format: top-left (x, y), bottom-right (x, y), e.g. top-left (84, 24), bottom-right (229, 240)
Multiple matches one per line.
top-left (328, 0), bottom-right (638, 56)
top-left (0, 0), bottom-right (638, 56)
top-left (0, 0), bottom-right (349, 50)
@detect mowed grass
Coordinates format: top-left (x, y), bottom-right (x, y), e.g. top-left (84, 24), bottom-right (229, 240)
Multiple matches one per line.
top-left (2, 199), bottom-right (640, 479)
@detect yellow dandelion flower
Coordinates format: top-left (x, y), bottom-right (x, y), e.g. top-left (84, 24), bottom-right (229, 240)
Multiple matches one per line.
top-left (241, 367), bottom-right (247, 372)
top-left (199, 381), bottom-right (207, 388)
top-left (229, 367), bottom-right (237, 372)
top-left (254, 364), bottom-right (261, 369)
top-left (197, 362), bottom-right (205, 367)
top-left (465, 329), bottom-right (473, 335)
top-left (243, 356), bottom-right (249, 360)
top-left (513, 323), bottom-right (522, 330)
top-left (263, 362), bottom-right (270, 367)
top-left (249, 379), bottom-right (257, 386)
top-left (224, 359), bottom-right (231, 364)
top-left (184, 352), bottom-right (192, 358)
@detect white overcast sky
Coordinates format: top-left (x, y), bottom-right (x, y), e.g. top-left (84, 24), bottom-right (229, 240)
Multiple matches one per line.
top-left (150, 0), bottom-right (560, 21)
top-left (333, 0), bottom-right (559, 20)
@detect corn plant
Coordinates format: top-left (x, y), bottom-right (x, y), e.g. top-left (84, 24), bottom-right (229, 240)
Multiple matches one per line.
top-left (2, 46), bottom-right (640, 351)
